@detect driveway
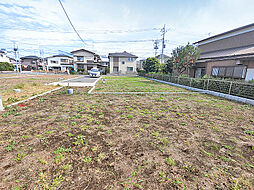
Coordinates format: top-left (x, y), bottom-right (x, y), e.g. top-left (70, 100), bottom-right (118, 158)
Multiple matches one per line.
top-left (51, 75), bottom-right (101, 87)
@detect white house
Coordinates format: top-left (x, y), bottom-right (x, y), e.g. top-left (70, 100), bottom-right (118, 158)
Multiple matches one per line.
top-left (0, 50), bottom-right (11, 63)
top-left (46, 55), bottom-right (73, 72)
top-left (108, 51), bottom-right (138, 74)
top-left (71, 49), bottom-right (101, 72)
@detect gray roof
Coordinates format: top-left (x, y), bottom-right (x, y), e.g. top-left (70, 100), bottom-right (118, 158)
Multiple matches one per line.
top-left (71, 49), bottom-right (95, 54)
top-left (20, 55), bottom-right (40, 60)
top-left (195, 22), bottom-right (254, 44)
top-left (108, 51), bottom-right (138, 58)
top-left (48, 54), bottom-right (73, 58)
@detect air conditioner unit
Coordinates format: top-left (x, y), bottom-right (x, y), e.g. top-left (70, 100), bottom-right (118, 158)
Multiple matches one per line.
top-left (236, 60), bottom-right (241, 65)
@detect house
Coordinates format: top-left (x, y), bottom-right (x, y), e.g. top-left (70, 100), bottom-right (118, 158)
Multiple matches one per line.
top-left (71, 49), bottom-right (101, 72)
top-left (194, 23), bottom-right (254, 81)
top-left (0, 50), bottom-right (11, 63)
top-left (155, 54), bottom-right (171, 63)
top-left (108, 51), bottom-right (138, 74)
top-left (20, 55), bottom-right (41, 71)
top-left (46, 54), bottom-right (73, 72)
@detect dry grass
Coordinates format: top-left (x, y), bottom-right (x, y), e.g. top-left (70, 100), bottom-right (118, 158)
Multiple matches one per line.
top-left (0, 74), bottom-right (77, 106)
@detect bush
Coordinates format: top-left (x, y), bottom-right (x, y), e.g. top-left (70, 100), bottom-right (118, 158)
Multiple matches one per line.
top-left (0, 62), bottom-right (15, 71)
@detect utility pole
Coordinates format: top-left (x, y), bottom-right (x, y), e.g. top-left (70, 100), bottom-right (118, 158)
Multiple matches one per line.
top-left (160, 24), bottom-right (167, 63)
top-left (13, 42), bottom-right (18, 72)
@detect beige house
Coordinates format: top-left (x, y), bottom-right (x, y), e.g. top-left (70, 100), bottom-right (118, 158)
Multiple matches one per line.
top-left (194, 23), bottom-right (254, 81)
top-left (71, 49), bottom-right (101, 72)
top-left (108, 51), bottom-right (138, 74)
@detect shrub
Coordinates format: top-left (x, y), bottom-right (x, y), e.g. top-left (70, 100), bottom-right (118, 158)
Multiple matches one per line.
top-left (0, 62), bottom-right (15, 71)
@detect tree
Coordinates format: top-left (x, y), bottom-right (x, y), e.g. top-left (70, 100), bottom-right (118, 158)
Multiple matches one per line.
top-left (171, 43), bottom-right (200, 75)
top-left (142, 57), bottom-right (160, 73)
top-left (0, 62), bottom-right (15, 71)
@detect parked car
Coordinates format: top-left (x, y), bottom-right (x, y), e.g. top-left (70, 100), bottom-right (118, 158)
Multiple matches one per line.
top-left (89, 68), bottom-right (100, 78)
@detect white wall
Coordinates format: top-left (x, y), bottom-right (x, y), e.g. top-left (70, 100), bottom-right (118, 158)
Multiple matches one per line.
top-left (47, 56), bottom-right (73, 71)
top-left (0, 53), bottom-right (10, 63)
top-left (109, 57), bottom-right (137, 74)
top-left (73, 51), bottom-right (94, 62)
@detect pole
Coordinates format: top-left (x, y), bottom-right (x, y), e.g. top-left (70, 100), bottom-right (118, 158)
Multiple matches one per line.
top-left (160, 24), bottom-right (166, 63)
top-left (0, 93), bottom-right (4, 111)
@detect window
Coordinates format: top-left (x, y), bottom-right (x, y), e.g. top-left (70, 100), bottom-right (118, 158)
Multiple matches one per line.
top-left (127, 67), bottom-right (133, 72)
top-left (128, 58), bottom-right (134, 62)
top-left (122, 61), bottom-right (125, 64)
top-left (50, 60), bottom-right (58, 64)
top-left (113, 67), bottom-right (119, 73)
top-left (60, 59), bottom-right (68, 63)
top-left (77, 56), bottom-right (84, 62)
top-left (212, 66), bottom-right (246, 79)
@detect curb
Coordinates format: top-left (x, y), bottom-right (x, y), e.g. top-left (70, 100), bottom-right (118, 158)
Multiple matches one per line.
top-left (6, 87), bottom-right (63, 108)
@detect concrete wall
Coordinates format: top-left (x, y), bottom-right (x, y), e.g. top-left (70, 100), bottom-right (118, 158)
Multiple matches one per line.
top-left (47, 56), bottom-right (73, 71)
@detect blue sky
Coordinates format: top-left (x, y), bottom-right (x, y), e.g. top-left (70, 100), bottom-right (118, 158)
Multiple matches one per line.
top-left (1, 0), bottom-right (254, 59)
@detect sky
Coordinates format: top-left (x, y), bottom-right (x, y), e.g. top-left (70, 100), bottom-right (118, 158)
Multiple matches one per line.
top-left (1, 0), bottom-right (254, 59)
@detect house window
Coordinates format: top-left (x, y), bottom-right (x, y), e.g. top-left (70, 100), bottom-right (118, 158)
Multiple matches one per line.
top-left (127, 67), bottom-right (133, 72)
top-left (122, 61), bottom-right (125, 64)
top-left (50, 60), bottom-right (58, 64)
top-left (77, 56), bottom-right (84, 62)
top-left (128, 58), bottom-right (134, 62)
top-left (60, 59), bottom-right (68, 63)
top-left (113, 67), bottom-right (119, 73)
top-left (212, 66), bottom-right (246, 79)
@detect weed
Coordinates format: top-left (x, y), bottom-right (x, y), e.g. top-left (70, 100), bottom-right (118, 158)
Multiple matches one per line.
top-left (83, 156), bottom-right (92, 164)
top-left (202, 150), bottom-right (212, 156)
top-left (15, 153), bottom-right (27, 161)
top-left (6, 139), bottom-right (16, 152)
top-left (73, 135), bottom-right (88, 146)
top-left (152, 131), bottom-right (159, 137)
top-left (165, 157), bottom-right (175, 166)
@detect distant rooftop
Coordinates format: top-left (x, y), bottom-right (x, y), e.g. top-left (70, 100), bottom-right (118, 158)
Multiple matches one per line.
top-left (71, 49), bottom-right (96, 55)
top-left (48, 54), bottom-right (73, 58)
top-left (20, 55), bottom-right (40, 60)
top-left (108, 51), bottom-right (138, 58)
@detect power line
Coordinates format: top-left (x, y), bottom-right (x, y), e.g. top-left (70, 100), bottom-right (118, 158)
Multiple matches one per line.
top-left (58, 0), bottom-right (87, 46)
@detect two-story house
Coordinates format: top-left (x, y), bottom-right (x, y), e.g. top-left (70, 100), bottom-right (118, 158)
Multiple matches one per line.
top-left (108, 51), bottom-right (138, 74)
top-left (20, 55), bottom-right (41, 71)
top-left (0, 50), bottom-right (11, 63)
top-left (194, 23), bottom-right (254, 81)
top-left (46, 55), bottom-right (73, 72)
top-left (71, 49), bottom-right (101, 72)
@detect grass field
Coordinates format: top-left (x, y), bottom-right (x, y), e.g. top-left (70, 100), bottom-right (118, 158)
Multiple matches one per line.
top-left (94, 76), bottom-right (188, 92)
top-left (0, 74), bottom-right (77, 106)
top-left (0, 76), bottom-right (253, 189)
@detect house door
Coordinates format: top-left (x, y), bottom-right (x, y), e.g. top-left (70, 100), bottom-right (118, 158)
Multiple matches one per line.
top-left (113, 67), bottom-right (119, 73)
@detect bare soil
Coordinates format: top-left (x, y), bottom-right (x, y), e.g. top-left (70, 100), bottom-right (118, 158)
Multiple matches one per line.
top-left (0, 74), bottom-right (78, 106)
top-left (0, 78), bottom-right (253, 189)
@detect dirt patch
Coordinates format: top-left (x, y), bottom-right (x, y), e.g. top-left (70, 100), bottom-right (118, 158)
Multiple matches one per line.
top-left (0, 79), bottom-right (253, 189)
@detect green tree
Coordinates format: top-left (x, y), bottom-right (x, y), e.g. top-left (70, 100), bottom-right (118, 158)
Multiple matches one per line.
top-left (0, 62), bottom-right (15, 71)
top-left (171, 43), bottom-right (200, 75)
top-left (142, 57), bottom-right (159, 73)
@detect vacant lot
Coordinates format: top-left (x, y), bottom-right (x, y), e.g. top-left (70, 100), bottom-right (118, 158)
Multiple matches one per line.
top-left (0, 76), bottom-right (253, 189)
top-left (0, 74), bottom-right (77, 106)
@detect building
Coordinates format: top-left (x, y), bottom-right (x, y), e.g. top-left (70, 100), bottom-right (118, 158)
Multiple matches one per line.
top-left (0, 50), bottom-right (11, 63)
top-left (155, 54), bottom-right (171, 63)
top-left (46, 54), bottom-right (73, 72)
top-left (20, 55), bottom-right (41, 71)
top-left (194, 23), bottom-right (254, 81)
top-left (71, 49), bottom-right (101, 72)
top-left (108, 51), bottom-right (138, 74)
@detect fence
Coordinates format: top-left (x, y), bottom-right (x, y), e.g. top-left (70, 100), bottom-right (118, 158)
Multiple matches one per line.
top-left (139, 73), bottom-right (254, 100)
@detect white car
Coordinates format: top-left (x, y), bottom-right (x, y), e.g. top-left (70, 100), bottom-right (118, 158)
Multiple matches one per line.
top-left (89, 68), bottom-right (100, 78)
